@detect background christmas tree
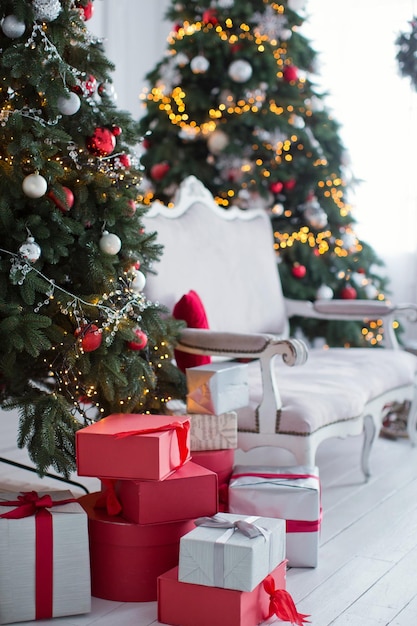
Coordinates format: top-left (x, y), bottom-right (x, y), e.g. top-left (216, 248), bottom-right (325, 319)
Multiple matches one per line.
top-left (0, 0), bottom-right (186, 477)
top-left (138, 0), bottom-right (390, 347)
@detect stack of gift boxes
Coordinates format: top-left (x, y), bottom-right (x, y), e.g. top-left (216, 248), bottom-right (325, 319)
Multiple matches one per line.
top-left (72, 360), bottom-right (316, 623)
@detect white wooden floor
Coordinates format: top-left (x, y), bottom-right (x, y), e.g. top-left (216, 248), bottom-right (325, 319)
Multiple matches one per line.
top-left (1, 408), bottom-right (417, 626)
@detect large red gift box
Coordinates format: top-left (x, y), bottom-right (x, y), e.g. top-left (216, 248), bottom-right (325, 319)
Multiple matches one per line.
top-left (158, 561), bottom-right (287, 626)
top-left (79, 493), bottom-right (195, 602)
top-left (115, 461), bottom-right (218, 524)
top-left (76, 413), bottom-right (191, 480)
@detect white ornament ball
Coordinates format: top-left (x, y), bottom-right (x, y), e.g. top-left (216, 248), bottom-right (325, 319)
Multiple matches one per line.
top-left (207, 129), bottom-right (229, 154)
top-left (228, 59), bottom-right (253, 83)
top-left (2, 15), bottom-right (26, 38)
top-left (99, 231), bottom-right (121, 255)
top-left (190, 56), bottom-right (210, 74)
top-left (22, 173), bottom-right (48, 198)
top-left (316, 284), bottom-right (334, 300)
top-left (131, 270), bottom-right (147, 292)
top-left (19, 237), bottom-right (41, 263)
top-left (57, 92), bottom-right (81, 116)
top-left (32, 0), bottom-right (62, 22)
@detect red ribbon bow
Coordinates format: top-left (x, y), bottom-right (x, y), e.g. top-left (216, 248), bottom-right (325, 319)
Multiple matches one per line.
top-left (263, 574), bottom-right (310, 625)
top-left (115, 420), bottom-right (190, 468)
top-left (0, 491), bottom-right (76, 621)
top-left (94, 479), bottom-right (122, 516)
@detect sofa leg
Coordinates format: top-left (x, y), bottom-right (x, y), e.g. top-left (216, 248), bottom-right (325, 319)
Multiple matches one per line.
top-left (361, 414), bottom-right (377, 481)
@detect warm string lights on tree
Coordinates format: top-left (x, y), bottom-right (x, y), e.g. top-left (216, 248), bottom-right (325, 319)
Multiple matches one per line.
top-left (0, 0), bottom-right (186, 477)
top-left (139, 0), bottom-right (390, 347)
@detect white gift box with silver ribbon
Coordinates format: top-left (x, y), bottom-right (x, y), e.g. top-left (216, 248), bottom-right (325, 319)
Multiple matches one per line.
top-left (178, 512), bottom-right (285, 592)
top-left (186, 362), bottom-right (249, 415)
top-left (0, 491), bottom-right (91, 624)
top-left (228, 465), bottom-right (321, 567)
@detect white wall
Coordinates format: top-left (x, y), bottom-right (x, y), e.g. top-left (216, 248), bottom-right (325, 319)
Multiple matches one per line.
top-left (89, 0), bottom-right (171, 118)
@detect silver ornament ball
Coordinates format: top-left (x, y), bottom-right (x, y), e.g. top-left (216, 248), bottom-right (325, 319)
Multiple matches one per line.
top-left (130, 270), bottom-right (147, 292)
top-left (190, 56), bottom-right (210, 74)
top-left (19, 237), bottom-right (41, 263)
top-left (57, 92), bottom-right (81, 116)
top-left (228, 59), bottom-right (253, 83)
top-left (99, 231), bottom-right (122, 255)
top-left (1, 15), bottom-right (26, 38)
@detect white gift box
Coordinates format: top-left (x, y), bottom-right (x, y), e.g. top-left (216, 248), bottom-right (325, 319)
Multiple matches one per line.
top-left (228, 465), bottom-right (321, 568)
top-left (186, 362), bottom-right (249, 415)
top-left (166, 401), bottom-right (238, 451)
top-left (178, 512), bottom-right (286, 592)
top-left (0, 490), bottom-right (91, 624)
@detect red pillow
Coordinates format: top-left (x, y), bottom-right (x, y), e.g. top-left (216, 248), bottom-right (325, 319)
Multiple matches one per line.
top-left (172, 290), bottom-right (211, 372)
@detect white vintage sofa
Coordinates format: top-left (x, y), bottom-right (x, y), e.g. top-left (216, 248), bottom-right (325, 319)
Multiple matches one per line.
top-left (143, 176), bottom-right (417, 477)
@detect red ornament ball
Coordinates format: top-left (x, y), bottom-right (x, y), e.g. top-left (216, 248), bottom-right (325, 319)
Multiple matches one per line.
top-left (142, 137), bottom-right (151, 150)
top-left (283, 178), bottom-right (296, 191)
top-left (75, 324), bottom-right (102, 352)
top-left (269, 181), bottom-right (284, 194)
top-left (283, 65), bottom-right (298, 82)
top-left (202, 8), bottom-right (218, 25)
top-left (291, 263), bottom-right (307, 279)
top-left (118, 154), bottom-right (131, 168)
top-left (78, 1), bottom-right (94, 20)
top-left (340, 286), bottom-right (357, 300)
top-left (48, 187), bottom-right (74, 213)
top-left (112, 125), bottom-right (122, 137)
top-left (150, 162), bottom-right (170, 181)
top-left (86, 127), bottom-right (116, 156)
top-left (127, 329), bottom-right (148, 351)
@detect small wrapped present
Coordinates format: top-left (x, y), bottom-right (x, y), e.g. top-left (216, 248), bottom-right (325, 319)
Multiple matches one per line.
top-left (178, 512), bottom-right (286, 592)
top-left (0, 490), bottom-right (91, 624)
top-left (167, 399), bottom-right (238, 451)
top-left (186, 362), bottom-right (249, 415)
top-left (76, 413), bottom-right (191, 480)
top-left (228, 465), bottom-right (321, 567)
top-left (79, 492), bottom-right (195, 602)
top-left (111, 461), bottom-right (218, 525)
top-left (158, 561), bottom-right (297, 626)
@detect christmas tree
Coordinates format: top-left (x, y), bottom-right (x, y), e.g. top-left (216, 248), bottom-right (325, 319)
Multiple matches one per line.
top-left (138, 0), bottom-right (390, 347)
top-left (396, 16), bottom-right (417, 91)
top-left (0, 0), bottom-right (186, 477)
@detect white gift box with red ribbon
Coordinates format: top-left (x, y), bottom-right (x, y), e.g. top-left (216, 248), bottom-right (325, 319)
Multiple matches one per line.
top-left (228, 466), bottom-right (321, 568)
top-left (186, 362), bottom-right (249, 415)
top-left (178, 512), bottom-right (286, 592)
top-left (0, 490), bottom-right (91, 624)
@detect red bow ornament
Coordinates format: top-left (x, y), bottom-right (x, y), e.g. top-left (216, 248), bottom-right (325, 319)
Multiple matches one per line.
top-left (263, 574), bottom-right (310, 625)
top-left (94, 478), bottom-right (122, 516)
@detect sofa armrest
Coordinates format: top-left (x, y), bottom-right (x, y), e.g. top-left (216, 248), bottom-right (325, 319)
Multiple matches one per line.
top-left (285, 298), bottom-right (417, 349)
top-left (177, 327), bottom-right (308, 366)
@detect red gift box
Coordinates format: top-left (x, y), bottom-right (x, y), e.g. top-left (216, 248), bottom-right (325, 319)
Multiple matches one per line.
top-left (192, 449), bottom-right (234, 511)
top-left (191, 449), bottom-right (234, 485)
top-left (114, 461), bottom-right (218, 524)
top-left (79, 493), bottom-right (195, 602)
top-left (76, 413), bottom-right (191, 480)
top-left (158, 561), bottom-right (287, 626)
